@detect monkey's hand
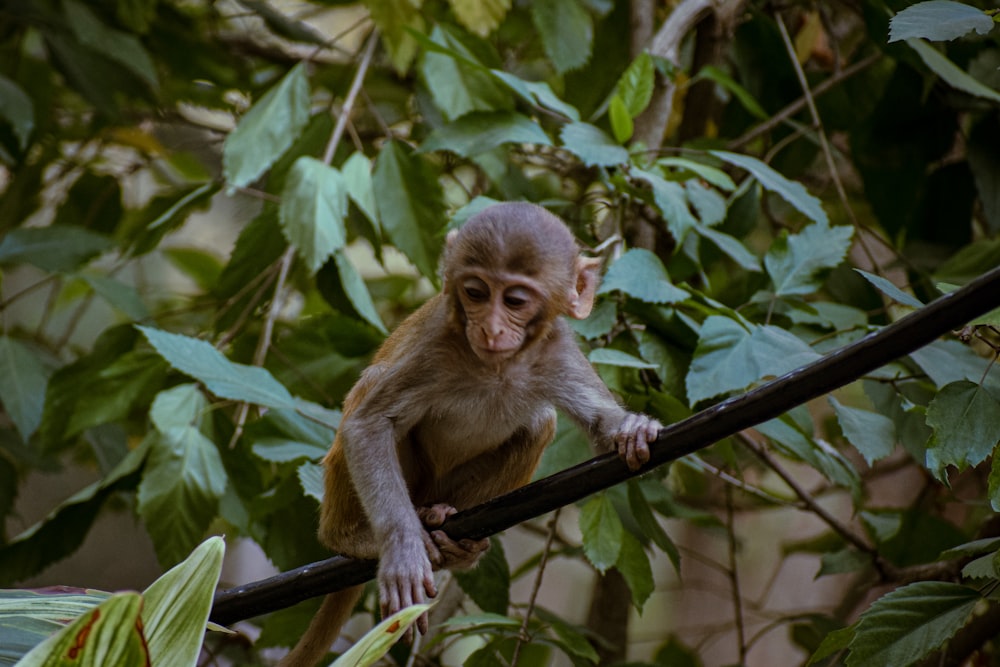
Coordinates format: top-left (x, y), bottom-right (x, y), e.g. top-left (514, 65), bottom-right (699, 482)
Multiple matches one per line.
top-left (418, 503), bottom-right (491, 571)
top-left (614, 413), bottom-right (663, 472)
top-left (378, 533), bottom-right (437, 638)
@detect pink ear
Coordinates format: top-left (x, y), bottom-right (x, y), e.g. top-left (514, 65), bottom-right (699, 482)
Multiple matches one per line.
top-left (568, 257), bottom-right (601, 319)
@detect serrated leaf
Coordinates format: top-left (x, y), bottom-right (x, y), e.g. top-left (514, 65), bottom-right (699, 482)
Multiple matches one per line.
top-left (695, 226), bottom-right (761, 271)
top-left (369, 0), bottom-right (424, 73)
top-left (588, 348), bottom-right (657, 369)
top-left (632, 168), bottom-right (699, 242)
top-left (560, 122), bottom-right (629, 167)
top-left (421, 111), bottom-right (551, 157)
top-left (711, 151), bottom-right (829, 225)
top-left (279, 156), bottom-right (347, 273)
top-left (65, 350), bottom-right (168, 437)
top-left (829, 397), bottom-right (896, 466)
top-left (142, 536), bottom-right (225, 667)
top-left (138, 425), bottom-right (227, 566)
top-left (341, 151), bottom-right (379, 229)
top-left (490, 70), bottom-right (580, 121)
top-left (616, 530), bottom-right (653, 610)
top-left (0, 226), bottom-right (112, 272)
top-left (686, 316), bottom-right (821, 405)
top-left (137, 326), bottom-right (296, 410)
top-left (685, 180), bottom-right (727, 226)
top-left (627, 480), bottom-right (680, 571)
top-left (17, 592), bottom-right (147, 667)
top-left (579, 493), bottom-right (623, 573)
top-left (448, 0), bottom-right (511, 37)
top-left (252, 438), bottom-right (327, 464)
top-left (373, 140), bottom-right (447, 280)
top-left (223, 63), bottom-right (310, 188)
top-left (0, 75), bottom-right (34, 150)
top-left (531, 0), bottom-right (593, 74)
top-left (615, 52), bottom-right (655, 118)
top-left (925, 380), bottom-right (1000, 477)
top-left (846, 582), bottom-right (980, 667)
top-left (759, 413), bottom-right (862, 498)
top-left (82, 274), bottom-right (149, 320)
top-left (332, 250), bottom-right (387, 334)
top-left (855, 269), bottom-right (924, 308)
top-left (62, 0), bottom-right (158, 90)
top-left (765, 223), bottom-right (854, 297)
top-left (297, 461), bottom-right (324, 502)
top-left (420, 25), bottom-right (511, 121)
top-left (597, 248), bottom-right (689, 304)
top-left (659, 157), bottom-right (737, 191)
top-left (809, 626), bottom-right (856, 665)
top-left (0, 336), bottom-right (50, 442)
top-left (608, 95), bottom-right (633, 143)
top-left (454, 538), bottom-right (510, 615)
top-left (906, 38), bottom-right (1000, 104)
top-left (331, 604), bottom-right (432, 667)
top-left (889, 1), bottom-right (995, 42)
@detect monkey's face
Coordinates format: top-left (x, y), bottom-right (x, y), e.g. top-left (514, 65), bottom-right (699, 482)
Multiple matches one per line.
top-left (457, 272), bottom-right (544, 363)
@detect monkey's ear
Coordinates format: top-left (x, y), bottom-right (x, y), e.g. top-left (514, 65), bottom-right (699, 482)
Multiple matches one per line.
top-left (567, 257), bottom-right (601, 319)
top-left (446, 229), bottom-right (459, 246)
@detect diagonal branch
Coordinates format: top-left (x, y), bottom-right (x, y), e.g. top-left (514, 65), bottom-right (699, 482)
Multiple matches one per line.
top-left (210, 265), bottom-right (1000, 625)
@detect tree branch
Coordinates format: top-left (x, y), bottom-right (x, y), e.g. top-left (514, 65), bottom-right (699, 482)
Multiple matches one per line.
top-left (210, 265), bottom-right (1000, 625)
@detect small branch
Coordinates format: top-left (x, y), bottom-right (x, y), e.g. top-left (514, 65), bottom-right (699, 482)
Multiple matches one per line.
top-left (511, 508), bottom-right (561, 667)
top-left (322, 30), bottom-right (379, 166)
top-left (725, 486), bottom-right (747, 663)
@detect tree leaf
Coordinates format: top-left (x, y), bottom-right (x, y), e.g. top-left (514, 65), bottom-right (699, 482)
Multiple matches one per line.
top-left (137, 326), bottom-right (297, 410)
top-left (330, 604), bottom-right (432, 667)
top-left (560, 122), bottom-right (629, 167)
top-left (489, 70), bottom-right (580, 121)
top-left (372, 140), bottom-right (447, 280)
top-left (889, 1), bottom-right (995, 42)
top-left (82, 274), bottom-right (150, 321)
top-left (696, 65), bottom-right (768, 120)
top-left (632, 168), bottom-right (699, 242)
top-left (597, 248), bottom-right (689, 304)
top-left (368, 0), bottom-right (424, 74)
top-left (608, 95), bottom-right (633, 143)
top-left (579, 493), bottom-right (623, 573)
top-left (695, 226), bottom-right (761, 271)
top-left (925, 380), bottom-right (1000, 477)
top-left (910, 339), bottom-right (1000, 394)
top-left (0, 226), bottom-right (112, 272)
top-left (223, 62), bottom-right (310, 188)
top-left (0, 74), bottom-right (34, 151)
top-left (65, 350), bottom-right (168, 437)
top-left (686, 316), bottom-right (821, 405)
top-left (142, 536), bottom-right (225, 667)
top-left (906, 39), bottom-right (1000, 104)
top-left (846, 582), bottom-right (980, 666)
top-left (0, 336), bottom-right (50, 442)
top-left (829, 396), bottom-right (897, 466)
top-left (448, 0), bottom-right (511, 37)
top-left (138, 423), bottom-right (227, 566)
top-left (279, 156), bottom-right (348, 273)
top-left (711, 151), bottom-right (829, 225)
top-left (420, 25), bottom-right (511, 121)
top-left (627, 480), bottom-right (680, 571)
top-left (341, 151), bottom-right (379, 230)
top-left (855, 269), bottom-right (924, 308)
top-left (454, 538), bottom-right (511, 615)
top-left (758, 412), bottom-right (862, 498)
top-left (421, 111), bottom-right (551, 157)
top-left (297, 461), bottom-right (324, 502)
top-left (765, 223), bottom-right (854, 297)
top-left (17, 592), bottom-right (148, 667)
top-left (588, 348), bottom-right (657, 369)
top-left (616, 530), bottom-right (653, 611)
top-left (332, 250), bottom-right (387, 334)
top-left (659, 157), bottom-right (737, 191)
top-left (615, 52), bottom-right (654, 118)
top-left (530, 0), bottom-right (593, 74)
top-left (685, 180), bottom-right (728, 226)
top-left (62, 0), bottom-right (158, 90)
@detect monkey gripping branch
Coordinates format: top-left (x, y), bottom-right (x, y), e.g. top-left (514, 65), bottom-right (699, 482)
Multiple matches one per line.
top-left (211, 265), bottom-right (1000, 627)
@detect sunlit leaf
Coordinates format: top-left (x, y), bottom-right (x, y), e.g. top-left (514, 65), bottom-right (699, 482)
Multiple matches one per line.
top-left (615, 52), bottom-right (654, 118)
top-left (448, 0), bottom-right (511, 37)
top-left (279, 156), bottom-right (348, 273)
top-left (331, 604), bottom-right (432, 667)
top-left (420, 25), bottom-right (511, 121)
top-left (597, 249), bottom-right (689, 304)
top-left (579, 493), bottom-right (623, 573)
top-left (560, 122), bottom-right (628, 167)
top-left (530, 0), bottom-right (592, 74)
top-left (341, 151), bottom-right (379, 229)
top-left (711, 151), bottom-right (829, 225)
top-left (765, 223), bottom-right (854, 297)
top-left (608, 95), bottom-right (633, 143)
top-left (889, 1), bottom-right (994, 42)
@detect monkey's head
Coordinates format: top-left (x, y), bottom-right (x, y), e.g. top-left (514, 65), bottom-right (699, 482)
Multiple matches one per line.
top-left (442, 202), bottom-right (601, 364)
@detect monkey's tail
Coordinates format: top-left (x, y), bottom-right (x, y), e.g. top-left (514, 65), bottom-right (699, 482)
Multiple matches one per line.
top-left (278, 585), bottom-right (364, 667)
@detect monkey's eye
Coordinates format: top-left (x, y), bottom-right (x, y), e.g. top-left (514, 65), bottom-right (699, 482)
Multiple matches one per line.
top-left (463, 283), bottom-right (489, 302)
top-left (503, 287), bottom-right (532, 309)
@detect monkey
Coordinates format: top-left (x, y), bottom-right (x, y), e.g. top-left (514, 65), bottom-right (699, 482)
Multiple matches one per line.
top-left (280, 202), bottom-right (663, 667)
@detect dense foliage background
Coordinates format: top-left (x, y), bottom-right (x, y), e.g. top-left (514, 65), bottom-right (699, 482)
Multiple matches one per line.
top-left (1, 0), bottom-right (999, 665)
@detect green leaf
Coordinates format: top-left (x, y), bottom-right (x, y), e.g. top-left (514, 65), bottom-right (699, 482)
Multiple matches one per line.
top-left (579, 493), bottom-right (623, 573)
top-left (632, 168), bottom-right (699, 242)
top-left (588, 348), bottom-right (656, 369)
top-left (369, 0), bottom-right (424, 73)
top-left (989, 455), bottom-right (1000, 512)
top-left (855, 269), bottom-right (924, 308)
top-left (341, 151), bottom-right (379, 229)
top-left (0, 75), bottom-right (34, 151)
top-left (420, 25), bottom-right (512, 121)
top-left (615, 52), bottom-right (655, 118)
top-left (696, 65), bottom-right (768, 120)
top-left (627, 480), bottom-right (680, 571)
top-left (65, 350), bottom-right (168, 436)
top-left (332, 250), bottom-right (388, 334)
top-left (695, 226), bottom-right (761, 272)
top-left (150, 384), bottom-right (208, 433)
top-left (17, 592), bottom-right (148, 666)
top-left (297, 461), bottom-right (324, 502)
top-left (889, 1), bottom-right (995, 42)
top-left (560, 122), bottom-right (629, 167)
top-left (279, 156), bottom-right (347, 273)
top-left (223, 63), bottom-right (310, 188)
top-left (490, 70), bottom-right (580, 121)
top-left (372, 140), bottom-right (447, 280)
top-left (454, 538), bottom-right (511, 615)
top-left (448, 0), bottom-right (511, 37)
top-left (910, 339), bottom-right (1000, 393)
top-left (907, 39), bottom-right (1000, 104)
top-left (0, 336), bottom-right (50, 441)
top-left (138, 421), bottom-right (227, 566)
top-left (82, 274), bottom-right (149, 321)
top-left (809, 626), bottom-right (856, 665)
top-left (597, 248), bottom-right (689, 304)
top-left (142, 536), bottom-right (225, 667)
top-left (421, 111), bottom-right (551, 157)
top-left (758, 413), bottom-right (862, 498)
top-left (711, 151), bottom-right (829, 225)
top-left (163, 247), bottom-right (224, 292)
top-left (658, 157), bottom-right (736, 191)
top-left (0, 226), bottom-right (112, 272)
top-left (531, 0), bottom-right (593, 74)
top-left (137, 326), bottom-right (296, 410)
top-left (685, 180), bottom-right (727, 226)
top-left (0, 589), bottom-right (112, 660)
top-left (846, 582), bottom-right (980, 667)
top-left (252, 438), bottom-right (327, 464)
top-left (765, 223), bottom-right (854, 297)
top-left (616, 530), bottom-right (654, 610)
top-left (608, 95), bottom-right (633, 143)
top-left (925, 380), bottom-right (1000, 477)
top-left (686, 316), bottom-right (821, 405)
top-left (331, 604), bottom-right (432, 667)
top-left (829, 397), bottom-right (896, 466)
top-left (62, 0), bottom-right (158, 90)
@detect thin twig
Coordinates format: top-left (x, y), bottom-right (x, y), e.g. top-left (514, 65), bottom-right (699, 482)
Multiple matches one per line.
top-left (511, 508), bottom-right (561, 667)
top-left (323, 29), bottom-right (379, 166)
top-left (725, 485), bottom-right (747, 664)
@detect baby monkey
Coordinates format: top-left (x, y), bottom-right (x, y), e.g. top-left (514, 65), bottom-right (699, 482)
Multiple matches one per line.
top-left (282, 202), bottom-right (662, 666)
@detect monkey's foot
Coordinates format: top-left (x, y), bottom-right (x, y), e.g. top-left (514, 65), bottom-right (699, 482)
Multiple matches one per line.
top-left (417, 503), bottom-right (490, 570)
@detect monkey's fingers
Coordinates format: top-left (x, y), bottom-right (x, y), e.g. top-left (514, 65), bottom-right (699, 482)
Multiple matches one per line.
top-left (616, 413), bottom-right (656, 471)
top-left (417, 503), bottom-right (458, 529)
top-left (430, 530), bottom-right (490, 570)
